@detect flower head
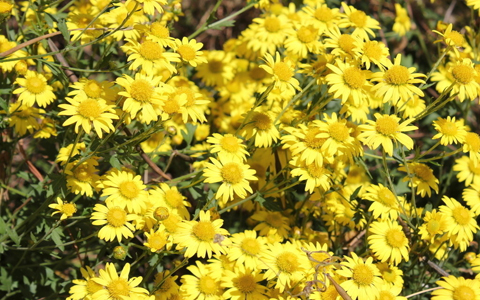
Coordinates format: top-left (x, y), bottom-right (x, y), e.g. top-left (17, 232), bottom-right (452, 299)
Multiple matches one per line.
top-left (49, 198), bottom-right (77, 220)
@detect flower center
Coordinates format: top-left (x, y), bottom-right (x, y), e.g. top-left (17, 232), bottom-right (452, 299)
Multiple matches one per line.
top-left (199, 275), bottom-right (218, 295)
top-left (84, 80), bottom-right (102, 98)
top-left (384, 65), bottom-right (410, 85)
top-left (162, 214), bottom-right (180, 233)
top-left (177, 44), bottom-right (196, 61)
top-left (452, 285), bottom-right (475, 300)
top-left (352, 265), bottom-right (374, 285)
top-left (427, 219), bottom-right (441, 235)
top-left (130, 79), bottom-right (154, 102)
top-left (193, 221), bottom-right (216, 241)
top-left (452, 206), bottom-right (470, 225)
top-left (249, 67), bottom-right (267, 81)
top-left (77, 98), bottom-right (102, 119)
top-left (150, 23), bottom-right (170, 38)
top-left (62, 203), bottom-right (77, 216)
top-left (86, 278), bottom-right (104, 294)
top-left (465, 132), bottom-right (480, 152)
top-left (273, 62), bottom-right (293, 82)
top-left (445, 31), bottom-right (464, 47)
top-left (252, 112), bottom-right (272, 131)
top-left (307, 163), bottom-right (326, 178)
top-left (440, 120), bottom-right (458, 136)
top-left (378, 291), bottom-right (396, 300)
top-left (176, 87), bottom-right (195, 106)
top-left (297, 25), bottom-right (317, 43)
top-left (25, 76), bottom-right (46, 94)
top-left (264, 212), bottom-right (283, 229)
top-left (314, 7), bottom-right (333, 22)
top-left (305, 128), bottom-right (326, 149)
top-left (235, 274), bottom-right (257, 294)
top-left (163, 97), bottom-right (182, 114)
top-left (106, 207), bottom-right (128, 227)
top-left (208, 60), bottom-right (223, 73)
top-left (165, 189), bottom-right (184, 208)
top-left (107, 277), bottom-right (130, 297)
top-left (119, 181), bottom-right (140, 199)
top-left (350, 10), bottom-right (367, 27)
top-left (311, 252), bottom-right (330, 267)
top-left (469, 160), bottom-right (480, 175)
top-left (221, 162), bottom-right (244, 184)
top-left (220, 136), bottom-right (241, 153)
top-left (375, 116), bottom-right (399, 136)
top-left (264, 16), bottom-right (281, 33)
top-left (149, 233), bottom-right (167, 250)
top-left (73, 164), bottom-right (92, 182)
top-left (378, 187), bottom-right (396, 207)
top-left (381, 269), bottom-right (396, 283)
top-left (241, 238), bottom-right (260, 256)
top-left (363, 41), bottom-right (382, 60)
top-left (452, 64), bottom-right (474, 84)
top-left (139, 41), bottom-right (164, 61)
top-left (276, 251), bottom-right (299, 273)
top-left (338, 34), bottom-right (355, 53)
top-left (386, 228), bottom-right (407, 248)
top-left (412, 164), bottom-right (432, 181)
top-left (344, 67), bottom-right (365, 89)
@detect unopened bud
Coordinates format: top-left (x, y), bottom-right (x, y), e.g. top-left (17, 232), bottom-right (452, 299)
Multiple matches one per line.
top-left (154, 206), bottom-right (170, 221)
top-left (464, 252), bottom-right (477, 264)
top-left (113, 246), bottom-right (127, 260)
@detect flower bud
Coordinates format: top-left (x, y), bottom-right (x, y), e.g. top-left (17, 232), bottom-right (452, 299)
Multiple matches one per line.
top-left (113, 246), bottom-right (127, 260)
top-left (154, 206), bottom-right (170, 221)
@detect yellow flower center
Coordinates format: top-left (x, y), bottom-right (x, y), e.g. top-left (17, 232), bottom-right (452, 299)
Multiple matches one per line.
top-left (177, 44), bottom-right (196, 61)
top-left (249, 66), bottom-right (267, 81)
top-left (311, 252), bottom-right (330, 267)
top-left (199, 275), bottom-right (218, 295)
top-left (241, 237), bottom-right (260, 256)
top-left (156, 276), bottom-right (173, 292)
top-left (350, 10), bottom-right (367, 27)
top-left (445, 30), bottom-right (464, 47)
top-left (381, 269), bottom-right (396, 283)
top-left (139, 41), bottom-right (164, 61)
top-left (375, 115), bottom-right (399, 136)
top-left (130, 79), bottom-right (154, 102)
top-left (265, 212), bottom-right (284, 229)
top-left (73, 164), bottom-right (92, 182)
top-left (305, 127), bottom-right (326, 149)
top-left (77, 98), bottom-right (102, 119)
top-left (150, 23), bottom-right (170, 38)
top-left (163, 97), bottom-right (181, 114)
top-left (385, 228), bottom-right (407, 248)
top-left (412, 164), bottom-right (433, 182)
top-left (352, 264), bottom-right (374, 285)
top-left (338, 34), bottom-right (355, 53)
top-left (307, 163), bottom-right (325, 178)
top-left (378, 187), bottom-right (396, 207)
top-left (148, 233), bottom-right (166, 250)
top-left (220, 135), bottom-right (241, 153)
top-left (86, 278), bottom-right (104, 294)
top-left (119, 181), bottom-right (140, 199)
top-left (84, 80), bottom-right (102, 98)
top-left (221, 162), bottom-right (244, 184)
top-left (264, 16), bottom-right (281, 33)
top-left (0, 1), bottom-right (13, 13)
top-left (193, 221), bottom-right (216, 241)
top-left (363, 41), bottom-right (383, 61)
top-left (452, 285), bottom-right (475, 300)
top-left (276, 251), bottom-right (299, 273)
top-left (208, 60), bottom-right (223, 73)
top-left (25, 76), bottom-right (46, 94)
top-left (62, 203), bottom-right (77, 217)
top-left (176, 87), bottom-right (195, 107)
top-left (452, 206), bottom-right (471, 225)
top-left (465, 132), bottom-right (480, 152)
top-left (344, 67), bottom-right (365, 89)
top-left (235, 274), bottom-right (256, 294)
top-left (314, 7), bottom-right (333, 22)
top-left (384, 65), bottom-right (410, 85)
top-left (468, 160), bottom-right (480, 175)
top-left (162, 214), bottom-right (180, 233)
top-left (154, 206), bottom-right (170, 221)
top-left (427, 219), bottom-right (441, 235)
top-left (106, 207), bottom-right (127, 227)
top-left (452, 64), bottom-right (474, 85)
top-left (165, 189), bottom-right (184, 208)
top-left (0, 40), bottom-right (13, 53)
top-left (297, 25), bottom-right (317, 43)
top-left (378, 291), bottom-right (396, 300)
top-left (107, 278), bottom-right (130, 299)
top-left (439, 120), bottom-right (457, 136)
top-left (273, 61), bottom-right (293, 82)
top-left (252, 112), bottom-right (272, 131)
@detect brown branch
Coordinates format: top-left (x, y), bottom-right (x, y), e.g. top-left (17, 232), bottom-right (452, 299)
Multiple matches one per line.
top-left (47, 39), bottom-right (78, 83)
top-left (18, 140), bottom-right (44, 182)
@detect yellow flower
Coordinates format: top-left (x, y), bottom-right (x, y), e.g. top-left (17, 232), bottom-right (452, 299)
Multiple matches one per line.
top-left (324, 27), bottom-right (358, 60)
top-left (284, 23), bottom-right (323, 58)
top-left (68, 78), bottom-right (117, 103)
top-left (462, 132), bottom-right (480, 166)
top-left (101, 170), bottom-right (149, 214)
top-left (432, 276), bottom-right (480, 300)
top-left (260, 52), bottom-right (301, 93)
top-left (144, 227), bottom-right (168, 252)
top-left (362, 183), bottom-right (401, 220)
top-left (180, 261), bottom-right (224, 299)
top-left (392, 4), bottom-right (411, 37)
top-left (433, 23), bottom-right (466, 57)
top-left (222, 264), bottom-right (268, 300)
top-left (325, 60), bottom-right (372, 105)
top-left (65, 158), bottom-right (100, 197)
top-left (3, 102), bottom-right (44, 136)
top-left (134, 0), bottom-right (166, 15)
top-left (418, 209), bottom-right (448, 242)
top-left (251, 210), bottom-right (291, 239)
top-left (358, 113), bottom-right (418, 156)
top-left (149, 183), bottom-right (191, 220)
top-left (398, 162), bottom-right (439, 197)
top-left (290, 156), bottom-right (332, 194)
top-left (432, 116), bottom-right (467, 145)
top-left (227, 230), bottom-right (268, 270)
top-left (49, 198), bottom-right (77, 221)
top-left (207, 133), bottom-right (249, 162)
top-left (453, 155), bottom-right (480, 186)
top-left (173, 37), bottom-right (207, 67)
top-left (338, 2), bottom-right (380, 40)
top-left (354, 40), bottom-right (390, 71)
top-left (91, 202), bottom-right (137, 243)
top-left (376, 262), bottom-right (404, 288)
top-left (153, 270), bottom-right (180, 300)
top-left (302, 4), bottom-right (341, 33)
top-left (194, 50), bottom-right (235, 87)
top-left (448, 58), bottom-right (480, 102)
top-left (246, 14), bottom-right (291, 58)
top-left (368, 220), bottom-right (410, 265)
top-left (13, 70), bottom-right (56, 107)
top-left (67, 266), bottom-right (103, 300)
top-left (463, 181), bottom-right (480, 216)
top-left (0, 35), bottom-right (28, 72)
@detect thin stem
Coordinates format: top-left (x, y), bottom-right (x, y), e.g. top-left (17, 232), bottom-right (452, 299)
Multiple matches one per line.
top-left (406, 287), bottom-right (443, 298)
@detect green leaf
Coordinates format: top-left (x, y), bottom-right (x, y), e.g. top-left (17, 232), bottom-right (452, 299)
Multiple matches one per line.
top-left (209, 19), bottom-right (236, 31)
top-left (181, 123), bottom-right (197, 146)
top-left (349, 185), bottom-right (362, 201)
top-left (57, 18), bottom-right (70, 41)
top-left (43, 12), bottom-right (58, 28)
top-left (253, 193), bottom-right (265, 206)
top-left (50, 227), bottom-right (65, 251)
top-left (262, 197), bottom-right (282, 211)
top-left (109, 154), bottom-right (122, 170)
top-left (0, 218), bottom-right (20, 245)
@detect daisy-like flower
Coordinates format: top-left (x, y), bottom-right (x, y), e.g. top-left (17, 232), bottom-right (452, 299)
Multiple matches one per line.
top-left (91, 202), bottom-right (137, 243)
top-left (433, 23), bottom-right (466, 57)
top-left (66, 12), bottom-right (103, 44)
top-left (67, 266), bottom-right (104, 300)
top-left (207, 133), bottom-right (249, 162)
top-left (260, 52), bottom-right (301, 93)
top-left (135, 21), bottom-right (175, 47)
top-left (250, 210), bottom-right (291, 239)
top-left (336, 252), bottom-right (383, 300)
top-left (0, 35), bottom-right (28, 72)
top-left (302, 4), bottom-right (341, 33)
top-left (174, 210), bottom-right (230, 258)
top-left (324, 27), bottom-right (358, 60)
top-left (370, 54), bottom-right (426, 105)
top-left (227, 230), bottom-right (268, 270)
top-left (463, 182), bottom-right (480, 216)
top-left (358, 113), bottom-right (418, 156)
top-left (246, 15), bottom-right (291, 57)
top-left (173, 37), bottom-right (207, 67)
top-left (418, 209), bottom-right (448, 242)
top-left (203, 157), bottom-right (257, 204)
top-left (398, 162), bottom-right (439, 197)
top-left (431, 275), bottom-right (480, 300)
top-left (354, 40), bottom-right (390, 71)
top-left (149, 183), bottom-right (191, 220)
top-left (241, 110), bottom-right (280, 148)
top-left (180, 260), bottom-right (223, 300)
top-left (195, 50), bottom-right (235, 87)
top-left (362, 183), bottom-right (401, 220)
top-left (260, 242), bottom-right (310, 292)
top-left (153, 270), bottom-right (179, 300)
top-left (101, 170), bottom-right (149, 214)
top-left (448, 58), bottom-right (480, 102)
top-left (462, 132), bottom-right (480, 165)
top-left (133, 0), bottom-right (167, 15)
top-left (439, 196), bottom-right (479, 251)
top-left (58, 96), bottom-right (118, 138)
top-left (392, 3), bottom-right (411, 37)
top-left (397, 95), bottom-right (426, 119)
top-left (65, 158), bottom-right (100, 197)
top-left (222, 264), bottom-right (268, 300)
top-left (290, 156), bottom-right (332, 194)
top-left (453, 156), bottom-right (480, 186)
top-left (432, 116), bottom-right (467, 145)
top-left (144, 227), bottom-right (168, 252)
top-left (3, 102), bottom-right (44, 136)
top-left (49, 197), bottom-right (77, 220)
top-left (102, 2), bottom-right (146, 41)
top-left (92, 263), bottom-right (150, 300)
top-left (368, 220), bottom-right (410, 265)
top-left (326, 60), bottom-right (372, 105)
top-left (376, 262), bottom-right (404, 288)
top-left (68, 78), bottom-right (117, 103)
top-left (122, 39), bottom-right (180, 74)
top-left (338, 2), bottom-right (380, 40)
top-left (13, 70), bottom-right (56, 107)
top-left (282, 123), bottom-right (329, 167)
top-left (284, 23), bottom-right (323, 59)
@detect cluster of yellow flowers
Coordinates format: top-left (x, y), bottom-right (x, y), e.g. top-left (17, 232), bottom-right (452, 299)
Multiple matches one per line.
top-left (2, 0), bottom-right (480, 299)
